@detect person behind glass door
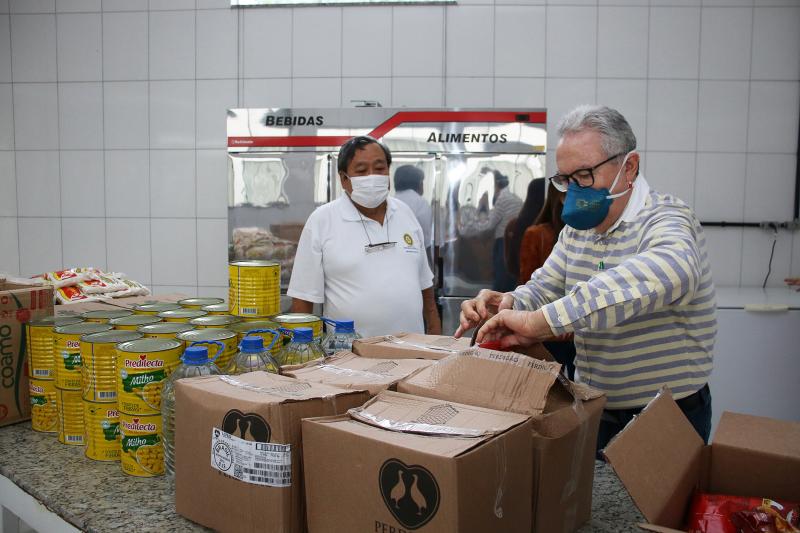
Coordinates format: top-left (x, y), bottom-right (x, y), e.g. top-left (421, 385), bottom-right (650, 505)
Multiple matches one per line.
top-left (393, 165), bottom-right (433, 252)
top-left (288, 135), bottom-right (442, 337)
top-left (456, 105), bottom-right (717, 456)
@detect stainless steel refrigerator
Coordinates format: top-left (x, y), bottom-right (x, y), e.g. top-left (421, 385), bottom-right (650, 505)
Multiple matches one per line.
top-left (227, 108), bottom-right (547, 334)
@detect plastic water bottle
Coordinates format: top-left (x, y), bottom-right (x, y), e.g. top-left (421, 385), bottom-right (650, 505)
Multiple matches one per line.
top-left (321, 317), bottom-right (361, 356)
top-left (224, 329), bottom-right (281, 375)
top-left (277, 327), bottom-right (325, 366)
top-left (162, 341), bottom-right (223, 485)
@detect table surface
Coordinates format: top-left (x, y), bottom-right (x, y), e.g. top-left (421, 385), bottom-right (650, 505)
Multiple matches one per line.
top-left (0, 421), bottom-right (646, 532)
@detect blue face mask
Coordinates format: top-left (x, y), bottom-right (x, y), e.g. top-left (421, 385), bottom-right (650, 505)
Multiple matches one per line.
top-left (561, 152), bottom-right (633, 230)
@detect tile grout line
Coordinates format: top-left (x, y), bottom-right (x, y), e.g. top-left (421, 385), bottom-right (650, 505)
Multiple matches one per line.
top-left (195, 4), bottom-right (199, 295)
top-left (55, 10), bottom-right (64, 272)
top-left (100, 8), bottom-right (108, 272)
top-left (692, 5), bottom-right (703, 209)
top-left (8, 10), bottom-right (21, 275)
top-left (739, 2), bottom-right (756, 286)
top-left (147, 5), bottom-right (153, 288)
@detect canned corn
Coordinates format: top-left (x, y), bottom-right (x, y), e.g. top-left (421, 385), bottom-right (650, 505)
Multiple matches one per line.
top-left (273, 313), bottom-right (323, 340)
top-left (230, 320), bottom-right (283, 356)
top-left (30, 378), bottom-right (58, 433)
top-left (82, 309), bottom-right (134, 323)
top-left (157, 309), bottom-right (208, 323)
top-left (133, 302), bottom-right (181, 316)
top-left (201, 302), bottom-right (229, 315)
top-left (137, 322), bottom-right (195, 340)
top-left (81, 330), bottom-right (143, 403)
top-left (27, 316), bottom-right (84, 379)
top-left (84, 402), bottom-right (120, 462)
top-left (229, 260), bottom-right (281, 318)
top-left (178, 297), bottom-right (224, 310)
top-left (188, 314), bottom-right (242, 329)
top-left (56, 387), bottom-right (84, 445)
top-left (176, 328), bottom-right (237, 370)
top-left (116, 338), bottom-right (182, 415)
top-left (53, 323), bottom-right (114, 390)
top-left (119, 412), bottom-right (163, 477)
top-left (109, 315), bottom-right (163, 331)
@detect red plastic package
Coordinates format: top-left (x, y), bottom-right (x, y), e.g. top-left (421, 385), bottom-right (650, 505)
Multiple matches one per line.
top-left (687, 493), bottom-right (799, 533)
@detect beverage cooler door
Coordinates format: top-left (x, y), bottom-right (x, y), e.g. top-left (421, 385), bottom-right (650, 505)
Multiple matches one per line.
top-left (227, 151), bottom-right (332, 297)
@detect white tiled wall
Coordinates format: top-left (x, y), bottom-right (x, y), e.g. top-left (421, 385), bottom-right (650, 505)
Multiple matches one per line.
top-left (1, 0), bottom-right (799, 297)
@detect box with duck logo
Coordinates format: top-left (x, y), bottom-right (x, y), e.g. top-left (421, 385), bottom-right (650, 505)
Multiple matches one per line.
top-left (283, 351), bottom-right (435, 396)
top-left (174, 371), bottom-right (369, 533)
top-left (301, 390), bottom-right (533, 533)
top-left (0, 280), bottom-right (53, 427)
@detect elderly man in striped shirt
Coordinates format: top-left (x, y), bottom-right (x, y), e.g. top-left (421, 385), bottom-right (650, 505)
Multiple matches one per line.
top-left (456, 105), bottom-right (717, 454)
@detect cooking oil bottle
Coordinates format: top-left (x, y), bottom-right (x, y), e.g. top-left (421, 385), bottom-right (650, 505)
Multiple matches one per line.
top-left (277, 327), bottom-right (325, 366)
top-left (224, 329), bottom-right (281, 375)
top-left (321, 318), bottom-right (361, 356)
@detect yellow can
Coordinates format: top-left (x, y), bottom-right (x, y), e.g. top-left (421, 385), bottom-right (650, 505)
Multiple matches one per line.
top-left (133, 302), bottom-right (181, 316)
top-left (116, 338), bottom-right (182, 415)
top-left (137, 322), bottom-right (195, 340)
top-left (81, 330), bottom-right (143, 403)
top-left (81, 309), bottom-right (134, 323)
top-left (229, 260), bottom-right (281, 318)
top-left (157, 309), bottom-right (208, 323)
top-left (176, 329), bottom-right (237, 370)
top-left (56, 387), bottom-right (84, 445)
top-left (201, 302), bottom-right (229, 315)
top-left (27, 316), bottom-right (84, 379)
top-left (230, 320), bottom-right (284, 356)
top-left (109, 315), bottom-right (162, 331)
top-left (84, 402), bottom-right (120, 462)
top-left (188, 314), bottom-right (242, 329)
top-left (53, 323), bottom-right (114, 390)
top-left (273, 313), bottom-right (323, 340)
top-left (119, 413), bottom-right (164, 477)
top-left (178, 297), bottom-right (224, 310)
top-left (29, 378), bottom-right (58, 433)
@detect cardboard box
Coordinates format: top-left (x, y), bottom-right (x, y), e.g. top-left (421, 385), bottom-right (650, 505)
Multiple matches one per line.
top-left (53, 293), bottom-right (189, 316)
top-left (174, 372), bottom-right (370, 533)
top-left (302, 390), bottom-right (533, 533)
top-left (397, 348), bottom-right (606, 533)
top-left (283, 351), bottom-right (435, 396)
top-left (352, 332), bottom-right (471, 360)
top-left (604, 388), bottom-right (800, 533)
top-left (0, 281), bottom-right (53, 427)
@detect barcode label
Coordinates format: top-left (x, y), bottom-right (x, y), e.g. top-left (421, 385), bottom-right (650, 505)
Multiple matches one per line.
top-left (98, 391), bottom-right (116, 399)
top-left (210, 427), bottom-right (291, 487)
top-left (66, 435), bottom-right (83, 443)
top-left (240, 307), bottom-right (258, 315)
top-left (33, 369), bottom-right (50, 377)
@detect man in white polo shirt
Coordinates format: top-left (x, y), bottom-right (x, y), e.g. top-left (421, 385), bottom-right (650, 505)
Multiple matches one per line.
top-left (288, 136), bottom-right (442, 338)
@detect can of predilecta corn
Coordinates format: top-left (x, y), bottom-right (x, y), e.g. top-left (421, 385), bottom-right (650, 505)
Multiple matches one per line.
top-left (81, 309), bottom-right (134, 323)
top-left (201, 302), bottom-right (229, 315)
top-left (119, 412), bottom-right (163, 477)
top-left (53, 323), bottom-right (114, 390)
top-left (228, 260), bottom-right (281, 318)
top-left (80, 330), bottom-right (143, 403)
top-left (109, 315), bottom-right (162, 331)
top-left (229, 320), bottom-right (284, 357)
top-left (157, 309), bottom-right (208, 323)
top-left (188, 314), bottom-right (242, 330)
top-left (137, 322), bottom-right (195, 340)
top-left (176, 328), bottom-right (237, 370)
top-left (116, 338), bottom-right (182, 415)
top-left (30, 378), bottom-right (58, 433)
top-left (84, 402), bottom-right (121, 462)
top-left (273, 313), bottom-right (323, 340)
top-left (27, 316), bottom-right (84, 379)
top-left (56, 387), bottom-right (84, 445)
top-left (133, 302), bottom-right (181, 316)
top-left (178, 297), bottom-right (224, 310)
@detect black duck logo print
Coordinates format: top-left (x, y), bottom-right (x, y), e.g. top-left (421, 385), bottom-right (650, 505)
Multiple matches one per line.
top-left (379, 459), bottom-right (440, 530)
top-left (221, 409), bottom-right (271, 443)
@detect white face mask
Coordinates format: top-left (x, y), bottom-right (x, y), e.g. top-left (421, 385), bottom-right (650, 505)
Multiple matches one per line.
top-left (347, 174), bottom-right (390, 209)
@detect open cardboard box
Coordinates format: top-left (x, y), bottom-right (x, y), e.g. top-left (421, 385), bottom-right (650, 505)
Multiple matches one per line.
top-left (352, 332), bottom-right (471, 360)
top-left (603, 388), bottom-right (800, 532)
top-left (397, 347), bottom-right (606, 533)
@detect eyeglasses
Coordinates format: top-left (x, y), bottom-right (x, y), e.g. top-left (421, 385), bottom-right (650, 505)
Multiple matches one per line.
top-left (549, 152), bottom-right (624, 192)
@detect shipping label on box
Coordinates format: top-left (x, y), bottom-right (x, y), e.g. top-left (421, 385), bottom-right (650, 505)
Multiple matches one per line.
top-left (0, 282), bottom-right (53, 427)
top-left (284, 351), bottom-right (435, 396)
top-left (174, 372), bottom-right (369, 533)
top-left (302, 391), bottom-right (533, 533)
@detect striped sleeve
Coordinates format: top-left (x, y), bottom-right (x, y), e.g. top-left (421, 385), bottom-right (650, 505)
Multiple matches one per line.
top-left (511, 234), bottom-right (568, 311)
top-left (541, 209), bottom-right (702, 335)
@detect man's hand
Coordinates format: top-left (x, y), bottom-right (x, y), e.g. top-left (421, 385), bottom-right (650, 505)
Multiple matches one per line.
top-left (454, 290), bottom-right (515, 338)
top-left (786, 278), bottom-right (800, 291)
top-left (474, 309), bottom-right (554, 349)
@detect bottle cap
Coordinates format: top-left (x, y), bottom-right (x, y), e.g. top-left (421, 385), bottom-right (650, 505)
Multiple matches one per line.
top-left (292, 327), bottom-right (313, 343)
top-left (334, 319), bottom-right (355, 333)
top-left (183, 345), bottom-right (209, 365)
top-left (241, 335), bottom-right (265, 353)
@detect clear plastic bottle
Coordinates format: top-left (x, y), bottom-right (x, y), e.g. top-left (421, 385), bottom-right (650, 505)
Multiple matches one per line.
top-left (224, 330), bottom-right (281, 375)
top-left (277, 327), bottom-right (326, 366)
top-left (162, 341), bottom-right (223, 485)
top-left (321, 317), bottom-right (361, 356)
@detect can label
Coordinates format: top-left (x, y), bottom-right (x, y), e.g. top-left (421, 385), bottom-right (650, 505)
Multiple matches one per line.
top-left (229, 262), bottom-right (281, 317)
top-left (116, 348), bottom-right (181, 415)
top-left (54, 334), bottom-right (83, 389)
top-left (85, 403), bottom-right (120, 462)
top-left (82, 341), bottom-right (119, 403)
top-left (119, 414), bottom-right (163, 477)
top-left (30, 379), bottom-right (57, 433)
top-left (56, 388), bottom-right (84, 445)
top-left (27, 324), bottom-right (55, 379)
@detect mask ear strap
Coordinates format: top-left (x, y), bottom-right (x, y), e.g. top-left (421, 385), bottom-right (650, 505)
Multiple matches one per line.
top-left (605, 152), bottom-right (634, 199)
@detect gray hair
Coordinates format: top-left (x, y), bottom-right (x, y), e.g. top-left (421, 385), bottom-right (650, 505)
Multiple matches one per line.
top-left (557, 105), bottom-right (637, 157)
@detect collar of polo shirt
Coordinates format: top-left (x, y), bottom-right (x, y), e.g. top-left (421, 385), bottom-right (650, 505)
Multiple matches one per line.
top-left (338, 195), bottom-right (398, 222)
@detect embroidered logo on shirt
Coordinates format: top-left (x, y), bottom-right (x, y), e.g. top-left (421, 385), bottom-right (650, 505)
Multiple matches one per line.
top-left (403, 233), bottom-right (413, 246)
